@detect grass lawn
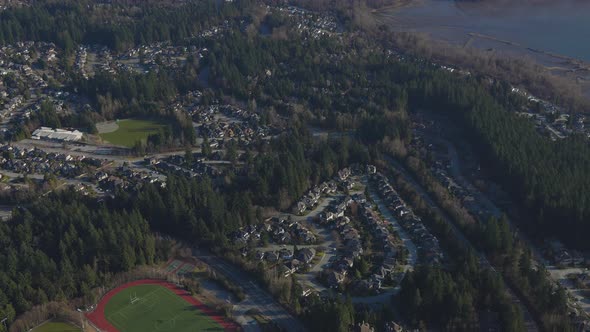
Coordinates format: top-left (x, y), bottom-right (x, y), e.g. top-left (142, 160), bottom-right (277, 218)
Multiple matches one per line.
top-left (32, 321), bottom-right (81, 332)
top-left (104, 284), bottom-right (223, 332)
top-left (99, 119), bottom-right (168, 147)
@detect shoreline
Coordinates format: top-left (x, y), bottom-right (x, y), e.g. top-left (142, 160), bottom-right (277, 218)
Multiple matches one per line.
top-left (370, 0), bottom-right (420, 13)
top-left (465, 33), bottom-right (590, 97)
top-left (372, 5), bottom-right (590, 102)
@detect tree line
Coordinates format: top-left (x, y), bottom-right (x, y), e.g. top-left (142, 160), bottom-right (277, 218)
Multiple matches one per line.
top-left (73, 69), bottom-right (196, 149)
top-left (207, 29), bottom-right (590, 252)
top-left (404, 68), bottom-right (590, 250)
top-left (382, 166), bottom-right (526, 331)
top-left (0, 0), bottom-right (252, 52)
top-left (0, 190), bottom-right (166, 329)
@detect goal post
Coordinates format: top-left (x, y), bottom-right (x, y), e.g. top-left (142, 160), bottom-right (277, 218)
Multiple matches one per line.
top-left (130, 293), bottom-right (139, 304)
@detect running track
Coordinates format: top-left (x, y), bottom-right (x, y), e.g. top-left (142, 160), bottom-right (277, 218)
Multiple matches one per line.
top-left (86, 279), bottom-right (240, 332)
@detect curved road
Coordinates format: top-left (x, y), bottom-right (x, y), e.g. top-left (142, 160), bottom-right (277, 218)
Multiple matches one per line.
top-left (384, 155), bottom-right (539, 332)
top-left (282, 188), bottom-right (416, 305)
top-left (431, 135), bottom-right (549, 263)
top-left (431, 135), bottom-right (588, 314)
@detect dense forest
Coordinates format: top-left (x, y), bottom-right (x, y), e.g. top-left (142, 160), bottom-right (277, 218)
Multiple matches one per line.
top-left (72, 67), bottom-right (197, 149)
top-left (204, 29), bottom-right (584, 329)
top-left (0, 191), bottom-right (162, 321)
top-left (387, 169), bottom-right (529, 331)
top-left (404, 70), bottom-right (590, 249)
top-left (399, 265), bottom-right (524, 331)
top-left (0, 117), bottom-right (375, 326)
top-left (0, 1), bottom-right (588, 330)
top-left (475, 217), bottom-right (571, 330)
top-left (206, 29), bottom-right (590, 250)
top-left (206, 31), bottom-right (412, 136)
top-left (243, 126), bottom-right (370, 209)
top-left (0, 175), bottom-right (246, 322)
top-left (0, 0), bottom-right (253, 51)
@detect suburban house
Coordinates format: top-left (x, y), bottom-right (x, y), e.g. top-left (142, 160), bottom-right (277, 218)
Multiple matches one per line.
top-left (297, 248), bottom-right (316, 264)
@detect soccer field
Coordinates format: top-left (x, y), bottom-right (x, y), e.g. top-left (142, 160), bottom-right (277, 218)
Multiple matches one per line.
top-left (104, 284), bottom-right (224, 332)
top-left (32, 321), bottom-right (81, 332)
top-left (98, 119), bottom-right (168, 147)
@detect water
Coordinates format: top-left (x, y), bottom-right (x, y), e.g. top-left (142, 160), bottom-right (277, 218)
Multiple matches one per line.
top-left (385, 0), bottom-right (590, 62)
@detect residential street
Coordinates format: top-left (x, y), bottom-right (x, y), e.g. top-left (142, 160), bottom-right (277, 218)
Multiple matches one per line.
top-left (430, 135), bottom-right (589, 315)
top-left (294, 182), bottom-right (416, 304)
top-left (384, 156), bottom-right (539, 332)
top-left (368, 185), bottom-right (418, 272)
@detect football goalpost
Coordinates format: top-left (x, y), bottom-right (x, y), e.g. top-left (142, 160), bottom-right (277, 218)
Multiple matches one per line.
top-left (130, 293), bottom-right (140, 304)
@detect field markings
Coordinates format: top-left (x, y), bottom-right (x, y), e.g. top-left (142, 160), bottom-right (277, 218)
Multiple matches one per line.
top-left (106, 286), bottom-right (164, 329)
top-left (105, 283), bottom-right (224, 332)
top-left (157, 287), bottom-right (211, 331)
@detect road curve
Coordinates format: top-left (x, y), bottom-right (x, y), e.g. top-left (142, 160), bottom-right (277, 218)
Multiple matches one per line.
top-left (383, 156), bottom-right (539, 332)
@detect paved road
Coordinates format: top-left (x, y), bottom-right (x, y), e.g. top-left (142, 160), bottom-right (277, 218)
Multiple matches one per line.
top-left (383, 156), bottom-right (539, 332)
top-left (368, 185), bottom-right (417, 273)
top-left (264, 195), bottom-right (341, 295)
top-left (198, 279), bottom-right (262, 332)
top-left (339, 184), bottom-right (419, 305)
top-left (1, 170), bottom-right (102, 197)
top-left (14, 139), bottom-right (204, 165)
top-left (385, 156), bottom-right (476, 259)
top-left (290, 195), bottom-right (339, 292)
top-left (432, 135), bottom-right (549, 263)
top-left (263, 188), bottom-right (407, 305)
top-left (431, 135), bottom-right (590, 316)
top-left (301, 183), bottom-right (418, 304)
top-left (193, 250), bottom-right (307, 332)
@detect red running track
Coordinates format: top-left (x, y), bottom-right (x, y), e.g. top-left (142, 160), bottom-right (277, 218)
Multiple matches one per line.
top-left (86, 279), bottom-right (240, 332)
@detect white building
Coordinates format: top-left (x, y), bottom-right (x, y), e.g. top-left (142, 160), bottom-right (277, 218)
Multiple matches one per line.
top-left (32, 127), bottom-right (83, 142)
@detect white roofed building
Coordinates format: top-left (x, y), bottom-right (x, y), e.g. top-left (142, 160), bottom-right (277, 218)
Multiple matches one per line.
top-left (32, 127), bottom-right (84, 142)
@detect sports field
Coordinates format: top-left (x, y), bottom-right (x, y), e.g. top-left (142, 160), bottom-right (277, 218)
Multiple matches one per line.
top-left (105, 284), bottom-right (223, 332)
top-left (98, 119), bottom-right (168, 147)
top-left (32, 321), bottom-right (81, 332)
top-left (87, 280), bottom-right (238, 332)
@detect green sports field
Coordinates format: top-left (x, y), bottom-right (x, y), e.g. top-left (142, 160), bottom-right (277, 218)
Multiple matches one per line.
top-left (99, 119), bottom-right (168, 147)
top-left (32, 321), bottom-right (81, 332)
top-left (104, 284), bottom-right (224, 332)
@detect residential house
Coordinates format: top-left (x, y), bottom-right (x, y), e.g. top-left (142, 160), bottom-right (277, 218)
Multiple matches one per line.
top-left (283, 259), bottom-right (301, 277)
top-left (338, 168), bottom-right (351, 181)
top-left (384, 321), bottom-right (404, 332)
top-left (328, 271), bottom-right (345, 288)
top-left (301, 288), bottom-right (313, 297)
top-left (266, 251), bottom-right (279, 263)
top-left (279, 248), bottom-right (293, 260)
top-left (297, 248), bottom-right (316, 264)
top-left (355, 322), bottom-right (375, 332)
top-left (255, 251), bottom-right (265, 261)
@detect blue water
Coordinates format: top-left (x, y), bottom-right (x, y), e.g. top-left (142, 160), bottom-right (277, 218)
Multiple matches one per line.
top-left (390, 0), bottom-right (590, 62)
